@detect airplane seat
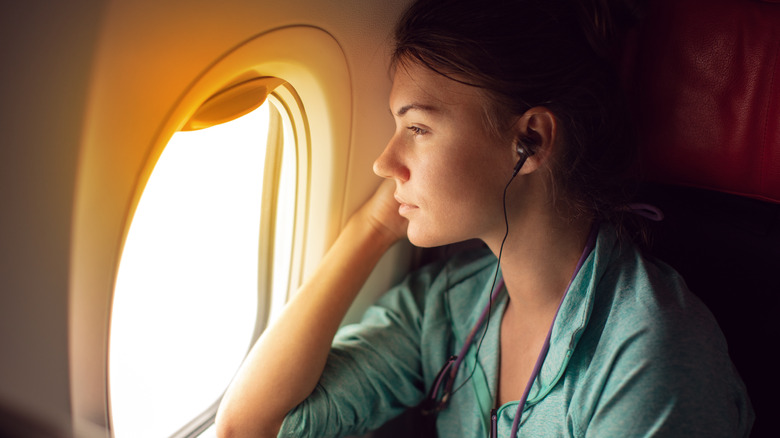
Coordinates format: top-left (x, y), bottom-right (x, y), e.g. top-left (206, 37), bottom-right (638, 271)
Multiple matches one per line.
top-left (622, 0), bottom-right (780, 435)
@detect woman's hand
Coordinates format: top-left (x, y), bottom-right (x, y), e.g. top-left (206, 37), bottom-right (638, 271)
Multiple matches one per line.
top-left (356, 178), bottom-right (409, 244)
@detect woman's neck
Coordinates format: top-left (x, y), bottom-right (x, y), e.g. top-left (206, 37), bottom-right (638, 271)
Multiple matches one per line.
top-left (485, 211), bottom-right (593, 320)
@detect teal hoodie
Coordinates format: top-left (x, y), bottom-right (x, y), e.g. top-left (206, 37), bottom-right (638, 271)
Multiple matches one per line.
top-left (279, 227), bottom-right (753, 437)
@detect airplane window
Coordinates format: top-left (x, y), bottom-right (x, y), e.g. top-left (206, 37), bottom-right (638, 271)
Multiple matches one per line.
top-left (109, 92), bottom-right (298, 437)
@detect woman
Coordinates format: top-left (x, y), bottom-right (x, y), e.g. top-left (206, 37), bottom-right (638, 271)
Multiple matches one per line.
top-left (216, 0), bottom-right (753, 436)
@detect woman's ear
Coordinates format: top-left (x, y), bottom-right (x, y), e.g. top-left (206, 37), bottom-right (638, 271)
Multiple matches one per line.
top-left (512, 107), bottom-right (557, 175)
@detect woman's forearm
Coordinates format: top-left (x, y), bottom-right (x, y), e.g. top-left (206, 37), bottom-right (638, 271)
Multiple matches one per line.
top-left (215, 210), bottom-right (399, 438)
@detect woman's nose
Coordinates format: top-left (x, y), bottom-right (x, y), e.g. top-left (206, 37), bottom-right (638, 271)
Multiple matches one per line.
top-left (373, 136), bottom-right (410, 181)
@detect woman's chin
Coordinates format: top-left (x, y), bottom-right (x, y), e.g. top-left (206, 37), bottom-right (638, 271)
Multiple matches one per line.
top-left (406, 227), bottom-right (458, 249)
top-left (406, 228), bottom-right (434, 248)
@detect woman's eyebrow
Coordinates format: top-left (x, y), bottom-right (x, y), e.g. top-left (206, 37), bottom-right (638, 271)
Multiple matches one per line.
top-left (392, 103), bottom-right (440, 117)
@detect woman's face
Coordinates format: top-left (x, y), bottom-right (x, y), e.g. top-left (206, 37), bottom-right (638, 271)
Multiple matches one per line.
top-left (373, 61), bottom-right (517, 247)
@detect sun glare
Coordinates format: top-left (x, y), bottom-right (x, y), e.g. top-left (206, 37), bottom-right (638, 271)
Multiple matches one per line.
top-left (109, 103), bottom-right (270, 438)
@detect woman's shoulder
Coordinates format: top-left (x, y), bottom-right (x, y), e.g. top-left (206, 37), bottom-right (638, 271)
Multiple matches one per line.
top-left (588, 237), bottom-right (735, 371)
top-left (575, 228), bottom-right (730, 365)
top-left (597, 241), bottom-right (715, 328)
top-left (605, 243), bottom-right (714, 320)
top-left (568, 236), bottom-right (753, 435)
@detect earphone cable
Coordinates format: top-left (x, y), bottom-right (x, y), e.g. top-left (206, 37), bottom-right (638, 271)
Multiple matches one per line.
top-left (450, 169), bottom-right (517, 396)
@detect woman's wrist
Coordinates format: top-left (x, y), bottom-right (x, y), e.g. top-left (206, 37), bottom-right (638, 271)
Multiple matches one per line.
top-left (346, 209), bottom-right (402, 256)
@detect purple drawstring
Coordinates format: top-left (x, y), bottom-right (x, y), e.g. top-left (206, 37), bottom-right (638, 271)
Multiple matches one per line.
top-left (507, 222), bottom-right (599, 436)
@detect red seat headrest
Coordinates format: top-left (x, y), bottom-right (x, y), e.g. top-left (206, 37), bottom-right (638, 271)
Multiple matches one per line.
top-left (626, 0), bottom-right (780, 204)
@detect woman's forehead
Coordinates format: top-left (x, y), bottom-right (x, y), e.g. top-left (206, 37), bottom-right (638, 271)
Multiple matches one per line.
top-left (389, 62), bottom-right (485, 116)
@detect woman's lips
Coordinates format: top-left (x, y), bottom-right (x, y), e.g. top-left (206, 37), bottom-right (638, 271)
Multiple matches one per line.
top-left (398, 203), bottom-right (418, 215)
top-left (395, 194), bottom-right (418, 215)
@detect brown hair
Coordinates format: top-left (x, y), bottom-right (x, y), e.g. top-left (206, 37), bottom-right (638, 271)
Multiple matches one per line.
top-left (393, 0), bottom-right (644, 226)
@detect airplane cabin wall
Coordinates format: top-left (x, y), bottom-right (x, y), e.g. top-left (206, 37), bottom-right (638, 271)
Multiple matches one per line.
top-left (1, 1), bottom-right (106, 434)
top-left (1, 0), bottom-right (412, 436)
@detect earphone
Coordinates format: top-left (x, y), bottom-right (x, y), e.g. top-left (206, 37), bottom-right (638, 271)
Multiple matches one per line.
top-left (512, 140), bottom-right (535, 176)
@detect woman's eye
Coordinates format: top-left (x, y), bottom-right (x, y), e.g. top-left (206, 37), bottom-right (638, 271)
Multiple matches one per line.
top-left (407, 126), bottom-right (427, 136)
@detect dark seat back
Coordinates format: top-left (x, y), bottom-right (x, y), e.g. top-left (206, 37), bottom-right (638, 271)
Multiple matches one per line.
top-left (623, 1), bottom-right (780, 435)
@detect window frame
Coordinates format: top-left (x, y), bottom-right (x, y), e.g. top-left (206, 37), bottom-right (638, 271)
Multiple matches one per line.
top-left (70, 26), bottom-right (351, 438)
